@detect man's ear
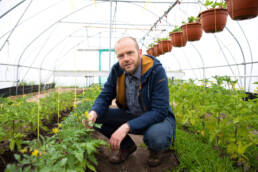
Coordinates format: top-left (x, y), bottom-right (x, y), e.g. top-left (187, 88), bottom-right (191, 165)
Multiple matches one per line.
top-left (138, 49), bottom-right (142, 56)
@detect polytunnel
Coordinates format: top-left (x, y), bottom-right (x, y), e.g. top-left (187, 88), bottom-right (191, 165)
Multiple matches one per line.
top-left (1, 0), bottom-right (258, 91)
top-left (0, 0), bottom-right (258, 171)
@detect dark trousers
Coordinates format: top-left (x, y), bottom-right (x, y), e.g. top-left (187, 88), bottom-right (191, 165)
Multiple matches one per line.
top-left (95, 108), bottom-right (175, 151)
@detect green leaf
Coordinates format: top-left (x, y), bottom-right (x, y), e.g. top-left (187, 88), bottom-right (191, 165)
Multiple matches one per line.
top-left (9, 139), bottom-right (15, 151)
top-left (14, 154), bottom-right (21, 161)
top-left (74, 152), bottom-right (83, 162)
top-left (88, 155), bottom-right (98, 166)
top-left (58, 158), bottom-right (68, 167)
top-left (87, 163), bottom-right (96, 172)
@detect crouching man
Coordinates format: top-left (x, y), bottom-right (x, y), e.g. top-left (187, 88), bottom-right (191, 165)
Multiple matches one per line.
top-left (83, 36), bottom-right (176, 167)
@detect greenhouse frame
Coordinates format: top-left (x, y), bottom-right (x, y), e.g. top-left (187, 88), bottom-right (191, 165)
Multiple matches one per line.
top-left (0, 0), bottom-right (257, 171)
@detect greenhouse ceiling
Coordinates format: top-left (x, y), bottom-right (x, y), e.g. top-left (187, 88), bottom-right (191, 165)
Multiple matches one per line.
top-left (0, 0), bottom-right (258, 91)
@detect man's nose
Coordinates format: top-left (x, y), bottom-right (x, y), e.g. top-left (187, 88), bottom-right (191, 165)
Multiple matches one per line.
top-left (123, 54), bottom-right (130, 61)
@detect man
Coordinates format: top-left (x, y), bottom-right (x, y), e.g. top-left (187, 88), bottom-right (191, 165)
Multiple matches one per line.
top-left (84, 37), bottom-right (176, 167)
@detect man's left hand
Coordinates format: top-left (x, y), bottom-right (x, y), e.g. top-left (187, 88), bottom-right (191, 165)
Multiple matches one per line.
top-left (110, 123), bottom-right (130, 151)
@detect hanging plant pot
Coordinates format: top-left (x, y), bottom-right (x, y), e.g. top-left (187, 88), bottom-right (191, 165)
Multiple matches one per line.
top-left (153, 44), bottom-right (160, 57)
top-left (169, 31), bottom-right (187, 47)
top-left (226, 0), bottom-right (258, 20)
top-left (199, 8), bottom-right (228, 33)
top-left (147, 47), bottom-right (154, 56)
top-left (158, 40), bottom-right (172, 54)
top-left (182, 22), bottom-right (202, 41)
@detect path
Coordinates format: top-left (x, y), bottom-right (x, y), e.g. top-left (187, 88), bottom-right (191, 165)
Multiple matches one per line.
top-left (93, 132), bottom-right (179, 172)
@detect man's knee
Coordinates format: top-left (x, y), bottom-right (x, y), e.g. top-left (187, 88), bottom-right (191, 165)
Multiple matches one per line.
top-left (143, 121), bottom-right (173, 151)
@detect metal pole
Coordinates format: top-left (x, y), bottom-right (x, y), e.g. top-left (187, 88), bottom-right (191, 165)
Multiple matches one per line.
top-left (225, 27), bottom-right (247, 91)
top-left (109, 0), bottom-right (113, 70)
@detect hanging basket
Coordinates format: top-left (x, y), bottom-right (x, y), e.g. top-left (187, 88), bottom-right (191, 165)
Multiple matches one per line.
top-left (182, 22), bottom-right (202, 41)
top-left (199, 8), bottom-right (228, 33)
top-left (169, 31), bottom-right (187, 47)
top-left (226, 0), bottom-right (258, 20)
top-left (153, 44), bottom-right (160, 57)
top-left (147, 47), bottom-right (154, 56)
top-left (158, 40), bottom-right (172, 54)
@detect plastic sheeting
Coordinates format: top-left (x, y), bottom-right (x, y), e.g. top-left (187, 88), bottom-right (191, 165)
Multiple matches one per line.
top-left (0, 0), bottom-right (257, 91)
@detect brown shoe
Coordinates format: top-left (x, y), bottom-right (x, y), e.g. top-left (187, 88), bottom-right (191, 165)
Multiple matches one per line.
top-left (108, 143), bottom-right (137, 164)
top-left (147, 149), bottom-right (171, 167)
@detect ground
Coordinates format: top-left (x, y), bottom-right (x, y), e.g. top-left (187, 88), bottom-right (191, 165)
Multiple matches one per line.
top-left (92, 132), bottom-right (179, 172)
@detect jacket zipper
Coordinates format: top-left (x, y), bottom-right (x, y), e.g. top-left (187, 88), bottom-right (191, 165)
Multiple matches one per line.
top-left (138, 87), bottom-right (147, 112)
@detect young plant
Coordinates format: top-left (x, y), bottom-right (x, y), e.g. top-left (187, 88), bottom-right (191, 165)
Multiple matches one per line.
top-left (169, 26), bottom-right (182, 34)
top-left (182, 16), bottom-right (200, 24)
top-left (204, 0), bottom-right (227, 9)
top-left (148, 43), bottom-right (154, 48)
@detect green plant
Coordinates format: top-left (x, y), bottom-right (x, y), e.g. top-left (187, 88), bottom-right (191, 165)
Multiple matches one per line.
top-left (169, 77), bottom-right (258, 169)
top-left (148, 43), bottom-right (154, 48)
top-left (6, 84), bottom-right (106, 172)
top-left (169, 26), bottom-right (182, 34)
top-left (173, 129), bottom-right (237, 172)
top-left (158, 37), bottom-right (170, 41)
top-left (204, 0), bottom-right (227, 9)
top-left (182, 16), bottom-right (200, 24)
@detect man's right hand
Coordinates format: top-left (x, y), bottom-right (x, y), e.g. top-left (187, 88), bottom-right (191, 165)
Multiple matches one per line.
top-left (82, 110), bottom-right (98, 128)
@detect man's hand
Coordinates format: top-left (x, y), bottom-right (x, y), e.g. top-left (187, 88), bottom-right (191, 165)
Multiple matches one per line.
top-left (82, 110), bottom-right (98, 128)
top-left (110, 123), bottom-right (130, 151)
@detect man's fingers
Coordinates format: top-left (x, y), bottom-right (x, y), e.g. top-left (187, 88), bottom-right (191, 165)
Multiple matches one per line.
top-left (110, 136), bottom-right (121, 151)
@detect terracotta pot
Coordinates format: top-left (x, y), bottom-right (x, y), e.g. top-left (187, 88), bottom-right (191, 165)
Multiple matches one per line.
top-left (147, 47), bottom-right (154, 56)
top-left (182, 22), bottom-right (202, 41)
top-left (199, 8), bottom-right (228, 33)
top-left (153, 44), bottom-right (159, 57)
top-left (226, 0), bottom-right (258, 20)
top-left (169, 31), bottom-right (187, 47)
top-left (158, 40), bottom-right (172, 54)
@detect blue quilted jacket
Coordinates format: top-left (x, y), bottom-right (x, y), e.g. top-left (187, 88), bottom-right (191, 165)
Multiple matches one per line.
top-left (91, 55), bottom-right (175, 132)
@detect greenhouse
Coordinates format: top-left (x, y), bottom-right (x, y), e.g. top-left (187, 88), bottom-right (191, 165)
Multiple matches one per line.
top-left (0, 0), bottom-right (257, 171)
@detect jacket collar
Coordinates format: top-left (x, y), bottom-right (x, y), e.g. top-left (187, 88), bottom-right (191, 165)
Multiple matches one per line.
top-left (115, 55), bottom-right (156, 80)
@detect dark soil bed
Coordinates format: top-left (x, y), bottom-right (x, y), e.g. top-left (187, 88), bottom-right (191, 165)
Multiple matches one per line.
top-left (91, 132), bottom-right (179, 172)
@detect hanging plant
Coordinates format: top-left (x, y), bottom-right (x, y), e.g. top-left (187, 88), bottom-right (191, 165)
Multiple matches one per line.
top-left (146, 43), bottom-right (154, 56)
top-left (169, 26), bottom-right (187, 47)
top-left (225, 0), bottom-right (258, 20)
top-left (199, 0), bottom-right (228, 33)
top-left (182, 16), bottom-right (203, 41)
top-left (153, 43), bottom-right (160, 57)
top-left (157, 37), bottom-right (172, 55)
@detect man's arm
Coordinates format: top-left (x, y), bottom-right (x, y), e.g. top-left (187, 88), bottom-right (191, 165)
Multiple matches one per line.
top-left (90, 66), bottom-right (117, 119)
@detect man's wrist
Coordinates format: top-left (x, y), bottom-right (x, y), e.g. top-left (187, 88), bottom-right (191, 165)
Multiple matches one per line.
top-left (124, 123), bottom-right (131, 133)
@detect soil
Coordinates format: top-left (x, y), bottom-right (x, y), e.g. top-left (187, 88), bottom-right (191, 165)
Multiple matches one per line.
top-left (9, 87), bottom-right (84, 102)
top-left (91, 132), bottom-right (179, 172)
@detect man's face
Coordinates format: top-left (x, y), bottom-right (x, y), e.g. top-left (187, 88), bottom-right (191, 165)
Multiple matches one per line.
top-left (115, 38), bottom-right (142, 74)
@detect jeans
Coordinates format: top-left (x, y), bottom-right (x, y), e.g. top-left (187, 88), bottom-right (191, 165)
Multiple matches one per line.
top-left (95, 108), bottom-right (176, 151)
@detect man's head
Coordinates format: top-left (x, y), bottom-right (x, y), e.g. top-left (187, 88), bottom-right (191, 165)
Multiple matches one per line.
top-left (115, 37), bottom-right (142, 74)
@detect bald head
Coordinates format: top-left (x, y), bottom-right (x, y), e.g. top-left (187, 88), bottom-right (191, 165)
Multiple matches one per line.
top-left (115, 37), bottom-right (139, 52)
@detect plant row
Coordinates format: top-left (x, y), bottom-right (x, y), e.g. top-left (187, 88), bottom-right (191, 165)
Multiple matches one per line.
top-left (5, 84), bottom-right (106, 172)
top-left (169, 76), bottom-right (258, 170)
top-left (146, 0), bottom-right (258, 57)
top-left (0, 90), bottom-right (78, 153)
